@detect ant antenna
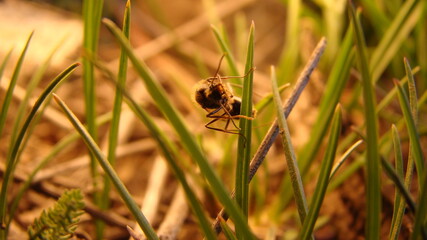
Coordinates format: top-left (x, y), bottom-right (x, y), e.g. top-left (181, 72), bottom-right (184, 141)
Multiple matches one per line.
top-left (213, 53), bottom-right (227, 78)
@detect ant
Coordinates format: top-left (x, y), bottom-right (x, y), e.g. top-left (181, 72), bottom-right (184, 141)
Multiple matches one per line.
top-left (193, 54), bottom-right (256, 136)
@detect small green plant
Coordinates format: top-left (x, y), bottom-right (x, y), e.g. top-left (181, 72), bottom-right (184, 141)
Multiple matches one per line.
top-left (27, 189), bottom-right (85, 240)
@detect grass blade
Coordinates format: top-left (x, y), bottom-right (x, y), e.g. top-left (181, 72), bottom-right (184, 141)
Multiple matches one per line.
top-left (271, 66), bottom-right (308, 224)
top-left (211, 25), bottom-right (239, 77)
top-left (330, 139), bottom-right (363, 180)
top-left (53, 94), bottom-right (159, 240)
top-left (235, 21), bottom-right (254, 220)
top-left (7, 113), bottom-right (111, 228)
top-left (9, 40), bottom-right (61, 147)
top-left (411, 162), bottom-right (427, 240)
top-left (394, 80), bottom-right (424, 179)
top-left (272, 25), bottom-right (353, 216)
top-left (212, 37), bottom-right (326, 235)
top-left (102, 0), bottom-right (131, 213)
top-left (299, 105), bottom-right (342, 240)
top-left (102, 18), bottom-right (255, 239)
top-left (93, 58), bottom-right (217, 239)
top-left (0, 63), bottom-right (79, 236)
top-left (82, 3), bottom-right (103, 235)
top-left (277, 0), bottom-right (301, 83)
top-left (254, 83), bottom-right (290, 113)
top-left (0, 32), bottom-right (33, 139)
top-left (0, 48), bottom-right (13, 86)
top-left (370, 0), bottom-right (422, 83)
top-left (381, 156), bottom-right (416, 214)
top-left (349, 3), bottom-right (381, 238)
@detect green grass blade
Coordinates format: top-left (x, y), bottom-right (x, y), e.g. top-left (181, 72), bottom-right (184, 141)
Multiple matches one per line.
top-left (277, 0), bottom-right (301, 84)
top-left (404, 58), bottom-right (419, 125)
top-left (0, 48), bottom-right (13, 86)
top-left (271, 66), bottom-right (308, 224)
top-left (93, 58), bottom-right (217, 239)
top-left (220, 218), bottom-right (238, 240)
top-left (254, 83), bottom-right (290, 113)
top-left (330, 140), bottom-right (363, 180)
top-left (211, 25), bottom-right (240, 77)
top-left (297, 26), bottom-right (354, 177)
top-left (370, 0), bottom-right (422, 83)
top-left (102, 18), bottom-right (255, 239)
top-left (272, 25), bottom-right (353, 216)
top-left (82, 4), bottom-right (103, 232)
top-left (390, 125), bottom-right (408, 240)
top-left (381, 156), bottom-right (416, 214)
top-left (411, 163), bottom-right (427, 240)
top-left (7, 113), bottom-right (111, 228)
top-left (53, 94), bottom-right (159, 240)
top-left (299, 105), bottom-right (342, 240)
top-left (9, 41), bottom-right (61, 146)
top-left (235, 22), bottom-right (254, 221)
top-left (350, 4), bottom-right (381, 239)
top-left (102, 0), bottom-right (131, 213)
top-left (0, 32), bottom-right (33, 139)
top-left (0, 63), bottom-right (79, 236)
top-left (394, 80), bottom-right (425, 180)
top-left (359, 0), bottom-right (389, 34)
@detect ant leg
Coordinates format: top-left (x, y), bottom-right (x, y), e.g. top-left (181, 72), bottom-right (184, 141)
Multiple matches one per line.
top-left (204, 109), bottom-right (248, 145)
top-left (206, 106), bottom-right (224, 118)
top-left (220, 67), bottom-right (256, 80)
top-left (205, 118), bottom-right (240, 135)
top-left (229, 114), bottom-right (254, 120)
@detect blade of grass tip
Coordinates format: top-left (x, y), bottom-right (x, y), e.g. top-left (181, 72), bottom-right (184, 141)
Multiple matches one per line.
top-left (233, 21), bottom-right (255, 240)
top-left (0, 63), bottom-right (79, 235)
top-left (53, 94), bottom-right (159, 240)
top-left (271, 66), bottom-right (309, 225)
top-left (102, 0), bottom-right (131, 212)
top-left (394, 80), bottom-right (425, 183)
top-left (349, 3), bottom-right (381, 239)
top-left (404, 57), bottom-right (418, 124)
top-left (235, 22), bottom-right (254, 222)
top-left (299, 105), bottom-right (342, 240)
top-left (102, 18), bottom-right (255, 239)
top-left (211, 37), bottom-right (327, 235)
top-left (211, 25), bottom-right (240, 77)
top-left (92, 58), bottom-right (217, 240)
top-left (329, 139), bottom-right (363, 180)
top-left (0, 32), bottom-right (33, 139)
top-left (0, 48), bottom-right (13, 86)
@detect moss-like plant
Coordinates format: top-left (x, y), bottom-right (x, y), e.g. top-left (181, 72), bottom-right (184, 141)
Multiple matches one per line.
top-left (27, 189), bottom-right (85, 240)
